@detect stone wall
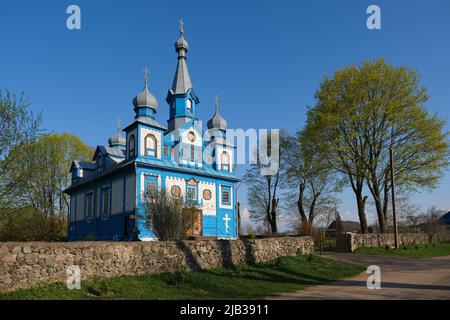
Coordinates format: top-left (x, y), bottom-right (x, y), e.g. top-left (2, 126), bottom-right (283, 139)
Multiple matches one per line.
top-left (336, 233), bottom-right (429, 252)
top-left (0, 236), bottom-right (313, 293)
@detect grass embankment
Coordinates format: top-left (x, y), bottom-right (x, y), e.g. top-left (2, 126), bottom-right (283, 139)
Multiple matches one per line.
top-left (354, 242), bottom-right (450, 258)
top-left (0, 254), bottom-right (363, 300)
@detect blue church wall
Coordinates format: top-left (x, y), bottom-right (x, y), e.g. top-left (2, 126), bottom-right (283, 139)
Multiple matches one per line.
top-left (67, 166), bottom-right (136, 241)
top-left (135, 164), bottom-right (237, 240)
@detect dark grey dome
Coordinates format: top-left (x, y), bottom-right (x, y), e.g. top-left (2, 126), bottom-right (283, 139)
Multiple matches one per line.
top-left (108, 132), bottom-right (126, 147)
top-left (175, 35), bottom-right (189, 52)
top-left (132, 84), bottom-right (158, 109)
top-left (207, 104), bottom-right (227, 130)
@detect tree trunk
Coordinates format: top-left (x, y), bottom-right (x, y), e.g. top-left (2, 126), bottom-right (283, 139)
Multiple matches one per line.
top-left (356, 192), bottom-right (368, 234)
top-left (270, 197), bottom-right (278, 234)
top-left (373, 189), bottom-right (387, 233)
top-left (296, 183), bottom-right (309, 234)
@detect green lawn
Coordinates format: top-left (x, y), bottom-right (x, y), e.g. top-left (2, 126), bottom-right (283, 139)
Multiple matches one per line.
top-left (0, 254), bottom-right (363, 300)
top-left (354, 242), bottom-right (450, 258)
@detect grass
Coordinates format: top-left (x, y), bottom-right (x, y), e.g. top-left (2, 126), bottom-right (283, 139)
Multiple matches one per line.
top-left (354, 242), bottom-right (450, 258)
top-left (0, 254), bottom-right (363, 300)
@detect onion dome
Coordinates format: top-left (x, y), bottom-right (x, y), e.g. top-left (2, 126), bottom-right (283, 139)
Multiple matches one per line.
top-left (174, 18), bottom-right (189, 59)
top-left (132, 82), bottom-right (158, 109)
top-left (207, 96), bottom-right (227, 130)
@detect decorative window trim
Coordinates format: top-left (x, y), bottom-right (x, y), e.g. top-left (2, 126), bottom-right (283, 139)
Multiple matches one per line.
top-left (145, 133), bottom-right (158, 157)
top-left (186, 185), bottom-right (198, 202)
top-left (221, 185), bottom-right (231, 206)
top-left (144, 175), bottom-right (158, 196)
top-left (221, 151), bottom-right (230, 171)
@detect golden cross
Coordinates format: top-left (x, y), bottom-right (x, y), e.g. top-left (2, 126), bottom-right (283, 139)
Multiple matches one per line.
top-left (143, 66), bottom-right (150, 85)
top-left (179, 18), bottom-right (185, 35)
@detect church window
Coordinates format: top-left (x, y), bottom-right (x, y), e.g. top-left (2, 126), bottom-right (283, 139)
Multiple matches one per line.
top-left (101, 187), bottom-right (110, 218)
top-left (221, 151), bottom-right (230, 171)
top-left (222, 186), bottom-right (231, 205)
top-left (170, 148), bottom-right (175, 158)
top-left (145, 134), bottom-right (157, 157)
top-left (145, 177), bottom-right (157, 196)
top-left (129, 135), bottom-right (136, 157)
top-left (186, 99), bottom-right (192, 113)
top-left (187, 186), bottom-right (197, 201)
top-left (164, 146), bottom-right (168, 156)
top-left (86, 192), bottom-right (93, 220)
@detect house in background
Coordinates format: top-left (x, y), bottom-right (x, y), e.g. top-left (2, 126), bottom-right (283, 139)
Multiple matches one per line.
top-left (64, 24), bottom-right (240, 241)
top-left (439, 211), bottom-right (450, 230)
top-left (325, 220), bottom-right (361, 237)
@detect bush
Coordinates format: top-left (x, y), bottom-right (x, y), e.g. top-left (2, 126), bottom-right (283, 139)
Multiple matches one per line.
top-left (142, 190), bottom-right (198, 241)
top-left (0, 206), bottom-right (67, 241)
top-left (246, 227), bottom-right (256, 239)
top-left (384, 245), bottom-right (390, 251)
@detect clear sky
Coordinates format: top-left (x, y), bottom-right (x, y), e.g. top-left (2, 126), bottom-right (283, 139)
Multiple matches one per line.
top-left (1, 0), bottom-right (449, 228)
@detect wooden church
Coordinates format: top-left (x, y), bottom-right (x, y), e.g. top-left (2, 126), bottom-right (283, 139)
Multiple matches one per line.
top-left (64, 22), bottom-right (239, 241)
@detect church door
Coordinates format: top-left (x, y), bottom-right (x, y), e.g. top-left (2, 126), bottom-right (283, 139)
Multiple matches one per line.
top-left (187, 209), bottom-right (202, 237)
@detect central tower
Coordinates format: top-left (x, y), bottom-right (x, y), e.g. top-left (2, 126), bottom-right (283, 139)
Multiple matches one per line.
top-left (166, 19), bottom-right (200, 133)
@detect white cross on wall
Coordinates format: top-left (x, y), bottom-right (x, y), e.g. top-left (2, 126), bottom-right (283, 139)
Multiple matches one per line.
top-left (223, 214), bottom-right (230, 234)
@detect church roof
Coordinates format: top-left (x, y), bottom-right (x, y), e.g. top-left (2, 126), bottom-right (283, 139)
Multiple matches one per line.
top-left (72, 159), bottom-right (96, 171)
top-left (108, 132), bottom-right (126, 147)
top-left (170, 58), bottom-right (193, 95)
top-left (207, 98), bottom-right (227, 130)
top-left (133, 83), bottom-right (158, 109)
top-left (65, 154), bottom-right (240, 193)
top-left (123, 116), bottom-right (167, 132)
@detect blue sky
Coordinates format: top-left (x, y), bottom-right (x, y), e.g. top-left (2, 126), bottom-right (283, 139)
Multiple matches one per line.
top-left (1, 0), bottom-right (449, 228)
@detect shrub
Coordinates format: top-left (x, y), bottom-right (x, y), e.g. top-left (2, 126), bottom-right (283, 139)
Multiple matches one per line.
top-left (142, 190), bottom-right (198, 241)
top-left (384, 245), bottom-right (390, 251)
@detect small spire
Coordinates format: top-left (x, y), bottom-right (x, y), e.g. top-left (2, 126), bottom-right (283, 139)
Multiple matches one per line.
top-left (214, 95), bottom-right (219, 112)
top-left (115, 118), bottom-right (121, 133)
top-left (179, 18), bottom-right (185, 36)
top-left (143, 66), bottom-right (150, 87)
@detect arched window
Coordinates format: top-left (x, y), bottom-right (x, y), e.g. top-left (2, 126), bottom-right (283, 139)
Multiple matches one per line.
top-left (129, 135), bottom-right (135, 157)
top-left (221, 151), bottom-right (230, 171)
top-left (145, 134), bottom-right (157, 157)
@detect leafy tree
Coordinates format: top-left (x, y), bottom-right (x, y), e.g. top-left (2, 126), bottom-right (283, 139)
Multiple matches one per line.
top-left (281, 131), bottom-right (341, 235)
top-left (0, 89), bottom-right (42, 208)
top-left (14, 133), bottom-right (94, 216)
top-left (304, 59), bottom-right (449, 233)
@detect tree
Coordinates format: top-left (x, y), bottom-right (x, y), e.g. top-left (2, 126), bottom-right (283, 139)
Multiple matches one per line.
top-left (0, 88), bottom-right (42, 208)
top-left (281, 131), bottom-right (341, 235)
top-left (244, 132), bottom-right (281, 234)
top-left (304, 59), bottom-right (449, 233)
top-left (142, 189), bottom-right (198, 241)
top-left (14, 133), bottom-right (94, 216)
top-left (303, 77), bottom-right (370, 233)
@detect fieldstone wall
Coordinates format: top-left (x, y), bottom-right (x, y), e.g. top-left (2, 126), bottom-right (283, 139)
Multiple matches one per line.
top-left (0, 236), bottom-right (313, 294)
top-left (336, 233), bottom-right (429, 252)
